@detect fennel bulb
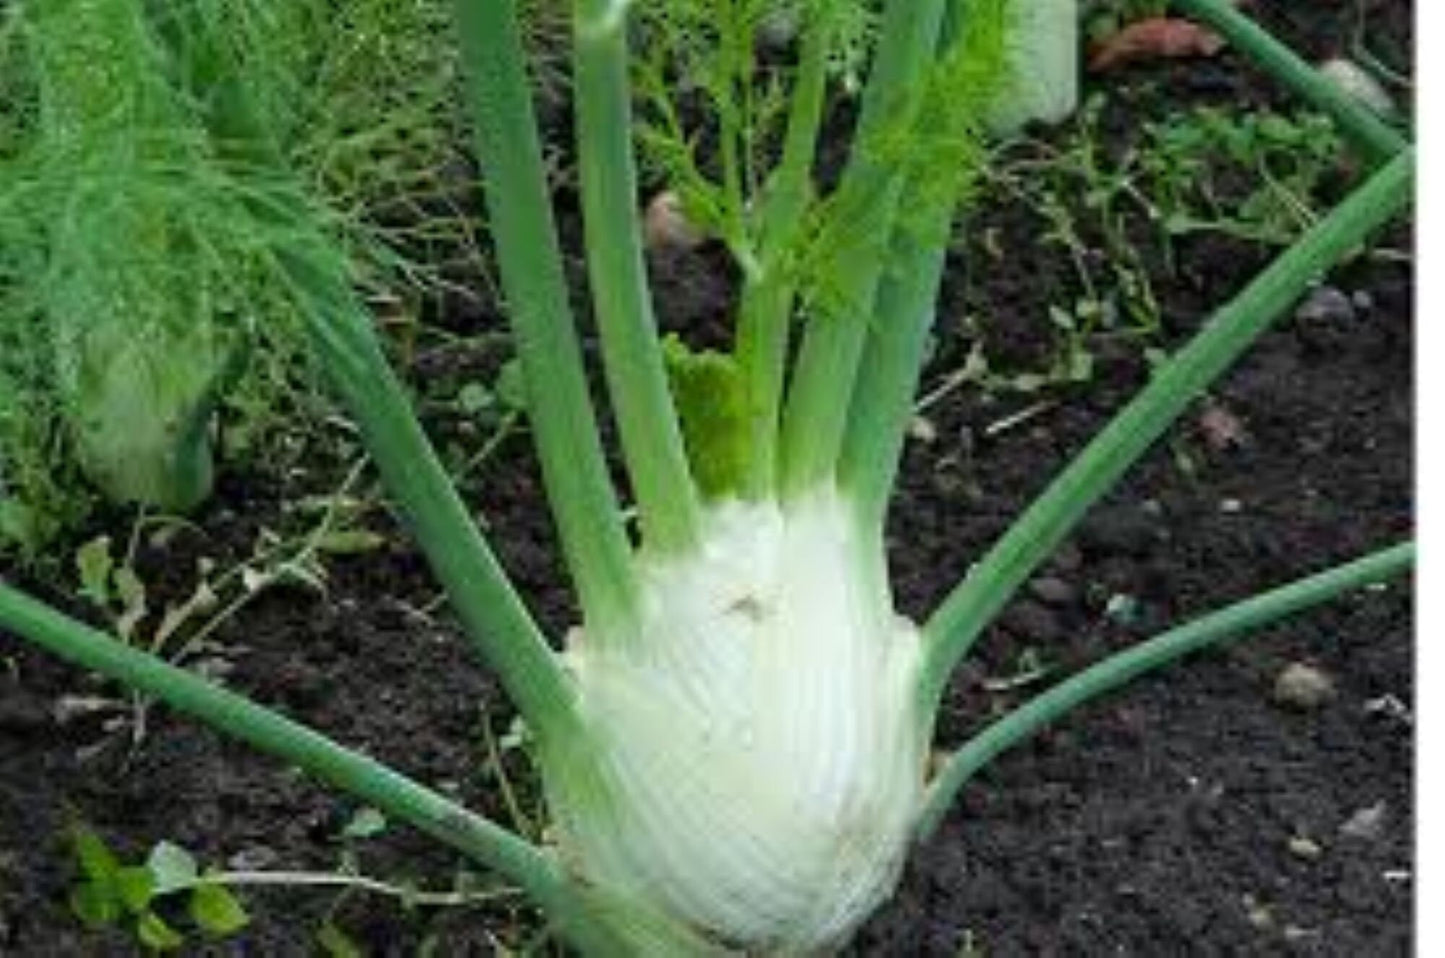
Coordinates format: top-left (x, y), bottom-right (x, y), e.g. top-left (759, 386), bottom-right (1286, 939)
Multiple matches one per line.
top-left (987, 0), bottom-right (1079, 135)
top-left (548, 489), bottom-right (926, 950)
top-left (55, 305), bottom-right (224, 513)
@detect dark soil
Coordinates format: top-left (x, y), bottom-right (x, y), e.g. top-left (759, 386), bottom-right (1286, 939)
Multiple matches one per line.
top-left (0, 2), bottom-right (1413, 955)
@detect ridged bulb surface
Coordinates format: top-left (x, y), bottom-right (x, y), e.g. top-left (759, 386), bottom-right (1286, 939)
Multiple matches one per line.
top-left (549, 491), bottom-right (926, 951)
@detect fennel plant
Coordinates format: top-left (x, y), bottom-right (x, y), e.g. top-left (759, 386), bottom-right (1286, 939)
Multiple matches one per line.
top-left (0, 0), bottom-right (1414, 952)
top-left (0, 0), bottom-right (477, 549)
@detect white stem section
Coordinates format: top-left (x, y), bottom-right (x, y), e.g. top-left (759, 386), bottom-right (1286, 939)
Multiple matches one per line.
top-left (547, 489), bottom-right (926, 951)
top-left (987, 0), bottom-right (1079, 136)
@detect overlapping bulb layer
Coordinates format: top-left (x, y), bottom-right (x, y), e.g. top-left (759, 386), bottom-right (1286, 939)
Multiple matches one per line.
top-left (550, 491), bottom-right (926, 951)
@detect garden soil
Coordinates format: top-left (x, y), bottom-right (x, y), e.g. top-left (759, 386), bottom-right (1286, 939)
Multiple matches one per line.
top-left (0, 1), bottom-right (1413, 954)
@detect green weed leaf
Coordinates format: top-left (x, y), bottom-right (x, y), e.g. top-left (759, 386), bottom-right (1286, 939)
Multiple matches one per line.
top-left (189, 881), bottom-right (250, 937)
top-left (145, 841), bottom-right (199, 895)
top-left (135, 910), bottom-right (184, 951)
top-left (75, 537), bottom-right (113, 607)
top-left (115, 865), bottom-right (156, 914)
top-left (315, 529), bottom-right (387, 555)
top-left (71, 823), bottom-right (120, 882)
top-left (340, 806), bottom-right (388, 840)
top-left (457, 382), bottom-right (492, 415)
top-left (69, 880), bottom-right (120, 928)
top-left (113, 566), bottom-right (148, 641)
top-left (317, 921), bottom-right (364, 958)
top-left (661, 336), bottom-right (749, 499)
top-left (495, 359), bottom-right (527, 413)
top-left (0, 499), bottom-right (41, 552)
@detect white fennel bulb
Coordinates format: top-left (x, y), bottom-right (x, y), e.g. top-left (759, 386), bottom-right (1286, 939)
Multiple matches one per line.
top-left (546, 489), bottom-right (927, 951)
top-left (987, 0), bottom-right (1079, 135)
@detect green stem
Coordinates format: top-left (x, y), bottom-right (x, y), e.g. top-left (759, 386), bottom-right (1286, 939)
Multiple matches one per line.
top-left (572, 1), bottom-right (701, 556)
top-left (918, 148), bottom-right (1413, 713)
top-left (917, 541), bottom-right (1414, 837)
top-left (1172, 0), bottom-right (1407, 163)
top-left (733, 16), bottom-right (831, 499)
top-left (0, 583), bottom-right (622, 952)
top-left (188, 871), bottom-right (519, 908)
top-left (453, 0), bottom-right (639, 629)
top-left (840, 0), bottom-right (1007, 529)
top-left (837, 204), bottom-right (952, 533)
top-left (716, 0), bottom-right (751, 261)
top-left (174, 23), bottom-right (577, 735)
top-left (278, 245), bottom-right (575, 738)
top-left (779, 0), bottom-right (949, 496)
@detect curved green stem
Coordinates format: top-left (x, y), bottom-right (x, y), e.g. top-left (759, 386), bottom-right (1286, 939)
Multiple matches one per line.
top-left (1172, 0), bottom-right (1407, 163)
top-left (837, 205), bottom-right (951, 534)
top-left (279, 245), bottom-right (576, 736)
top-left (180, 870), bottom-right (519, 908)
top-left (918, 148), bottom-right (1413, 714)
top-left (0, 583), bottom-right (619, 952)
top-left (572, 0), bottom-right (702, 556)
top-left (779, 0), bottom-right (948, 497)
top-left (917, 541), bottom-right (1414, 837)
top-left (454, 0), bottom-right (639, 630)
top-left (734, 15), bottom-right (832, 499)
top-left (840, 0), bottom-right (1010, 530)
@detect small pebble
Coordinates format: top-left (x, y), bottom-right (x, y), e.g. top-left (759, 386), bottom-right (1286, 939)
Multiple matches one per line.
top-left (908, 415), bottom-right (939, 443)
top-left (1318, 58), bottom-right (1397, 116)
top-left (1199, 403), bottom-right (1248, 451)
top-left (1340, 801), bottom-right (1388, 841)
top-left (1002, 600), bottom-right (1063, 643)
top-left (643, 190), bottom-right (707, 251)
top-left (1048, 542), bottom-right (1084, 573)
top-left (1242, 893), bottom-right (1274, 930)
top-left (1287, 835), bottom-right (1323, 861)
top-left (1295, 286), bottom-right (1356, 326)
top-left (1028, 576), bottom-right (1078, 606)
top-left (1363, 693), bottom-right (1412, 726)
top-left (1103, 593), bottom-right (1141, 627)
top-left (1273, 662), bottom-right (1336, 710)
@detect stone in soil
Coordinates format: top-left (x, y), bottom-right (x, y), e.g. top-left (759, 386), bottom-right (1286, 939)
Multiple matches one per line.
top-left (1272, 662), bottom-right (1337, 711)
top-left (1339, 802), bottom-right (1389, 842)
top-left (1028, 576), bottom-right (1079, 606)
top-left (1001, 600), bottom-right (1064, 643)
